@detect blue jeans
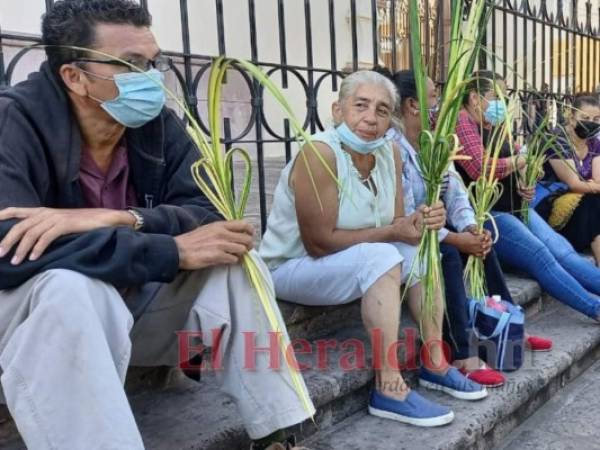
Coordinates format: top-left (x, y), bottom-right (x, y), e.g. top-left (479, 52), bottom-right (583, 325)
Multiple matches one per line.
top-left (485, 209), bottom-right (600, 319)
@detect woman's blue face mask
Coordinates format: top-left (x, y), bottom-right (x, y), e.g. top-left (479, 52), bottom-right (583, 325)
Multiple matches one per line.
top-left (484, 99), bottom-right (507, 126)
top-left (335, 122), bottom-right (388, 155)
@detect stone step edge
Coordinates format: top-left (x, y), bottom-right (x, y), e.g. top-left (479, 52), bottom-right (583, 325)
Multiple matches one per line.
top-left (0, 297), bottom-right (576, 450)
top-left (474, 333), bottom-right (600, 448)
top-left (200, 290), bottom-right (557, 450)
top-left (0, 276), bottom-right (548, 450)
top-left (123, 280), bottom-right (546, 448)
top-left (298, 301), bottom-right (600, 450)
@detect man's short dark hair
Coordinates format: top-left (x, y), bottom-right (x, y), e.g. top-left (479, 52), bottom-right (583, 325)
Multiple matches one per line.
top-left (41, 0), bottom-right (152, 79)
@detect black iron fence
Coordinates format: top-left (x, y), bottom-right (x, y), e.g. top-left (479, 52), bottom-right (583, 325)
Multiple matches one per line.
top-left (489, 0), bottom-right (600, 95)
top-left (483, 1), bottom-right (600, 139)
top-left (1, 0), bottom-right (599, 231)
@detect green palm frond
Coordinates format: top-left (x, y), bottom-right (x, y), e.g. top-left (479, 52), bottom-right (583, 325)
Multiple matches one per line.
top-left (518, 116), bottom-right (557, 223)
top-left (408, 0), bottom-right (488, 318)
top-left (462, 92), bottom-right (517, 301)
top-left (190, 56), bottom-right (321, 419)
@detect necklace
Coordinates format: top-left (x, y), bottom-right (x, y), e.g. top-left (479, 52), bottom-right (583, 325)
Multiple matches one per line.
top-left (350, 152), bottom-right (375, 179)
top-left (340, 144), bottom-right (378, 194)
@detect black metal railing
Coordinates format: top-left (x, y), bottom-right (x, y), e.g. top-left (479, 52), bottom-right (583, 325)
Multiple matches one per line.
top-left (483, 1), bottom-right (600, 136)
top-left (1, 0), bottom-right (599, 232)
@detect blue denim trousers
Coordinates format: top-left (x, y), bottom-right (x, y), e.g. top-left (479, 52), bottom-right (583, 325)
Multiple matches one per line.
top-left (484, 209), bottom-right (600, 319)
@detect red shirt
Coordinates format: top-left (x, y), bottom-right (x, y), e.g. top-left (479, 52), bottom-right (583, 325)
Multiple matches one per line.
top-left (455, 109), bottom-right (516, 181)
top-left (79, 140), bottom-right (138, 209)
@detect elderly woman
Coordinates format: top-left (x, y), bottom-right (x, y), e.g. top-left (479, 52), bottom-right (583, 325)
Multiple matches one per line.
top-left (259, 70), bottom-right (486, 428)
top-left (382, 69), bottom-right (552, 389)
top-left (454, 71), bottom-right (600, 321)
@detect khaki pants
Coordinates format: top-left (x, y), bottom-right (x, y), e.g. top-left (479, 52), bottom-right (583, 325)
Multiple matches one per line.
top-left (0, 253), bottom-right (314, 449)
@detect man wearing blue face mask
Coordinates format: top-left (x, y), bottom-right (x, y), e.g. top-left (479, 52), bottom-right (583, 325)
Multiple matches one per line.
top-left (0, 1), bottom-right (315, 449)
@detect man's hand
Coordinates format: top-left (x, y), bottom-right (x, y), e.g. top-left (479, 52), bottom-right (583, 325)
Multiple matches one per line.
top-left (174, 220), bottom-right (254, 270)
top-left (0, 207), bottom-right (135, 264)
top-left (419, 200), bottom-right (447, 231)
top-left (456, 226), bottom-right (492, 258)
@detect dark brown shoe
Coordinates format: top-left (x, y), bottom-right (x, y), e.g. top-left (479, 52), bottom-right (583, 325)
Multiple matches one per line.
top-left (250, 435), bottom-right (310, 450)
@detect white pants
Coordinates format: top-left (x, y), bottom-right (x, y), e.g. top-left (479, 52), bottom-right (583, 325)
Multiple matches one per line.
top-left (0, 253), bottom-right (314, 449)
top-left (271, 242), bottom-right (422, 305)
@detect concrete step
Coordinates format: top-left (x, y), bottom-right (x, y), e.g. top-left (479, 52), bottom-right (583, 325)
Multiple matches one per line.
top-left (0, 273), bottom-right (546, 450)
top-left (495, 359), bottom-right (600, 450)
top-left (0, 322), bottom-right (380, 450)
top-left (300, 300), bottom-right (600, 450)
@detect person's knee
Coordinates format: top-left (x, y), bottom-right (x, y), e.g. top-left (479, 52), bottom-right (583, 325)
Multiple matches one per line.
top-left (528, 241), bottom-right (559, 269)
top-left (551, 243), bottom-right (576, 262)
top-left (356, 242), bottom-right (403, 281)
top-left (383, 263), bottom-right (402, 283)
top-left (35, 268), bottom-right (115, 300)
top-left (441, 243), bottom-right (460, 256)
top-left (33, 269), bottom-right (130, 330)
top-left (397, 244), bottom-right (423, 285)
top-left (441, 244), bottom-right (462, 271)
top-left (583, 193), bottom-right (600, 209)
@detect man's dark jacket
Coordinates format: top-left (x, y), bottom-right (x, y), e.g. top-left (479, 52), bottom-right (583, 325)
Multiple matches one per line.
top-left (0, 63), bottom-right (221, 290)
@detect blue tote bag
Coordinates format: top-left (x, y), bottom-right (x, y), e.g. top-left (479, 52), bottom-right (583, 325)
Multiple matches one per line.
top-left (468, 298), bottom-right (525, 372)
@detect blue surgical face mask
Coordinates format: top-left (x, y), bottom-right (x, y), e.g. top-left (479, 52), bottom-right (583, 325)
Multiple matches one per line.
top-left (89, 69), bottom-right (166, 128)
top-left (335, 122), bottom-right (387, 155)
top-left (484, 99), bottom-right (507, 126)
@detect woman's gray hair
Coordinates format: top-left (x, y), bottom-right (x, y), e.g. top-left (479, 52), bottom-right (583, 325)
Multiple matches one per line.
top-left (338, 70), bottom-right (400, 110)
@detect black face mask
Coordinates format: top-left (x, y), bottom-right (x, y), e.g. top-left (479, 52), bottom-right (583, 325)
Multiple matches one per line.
top-left (574, 120), bottom-right (600, 140)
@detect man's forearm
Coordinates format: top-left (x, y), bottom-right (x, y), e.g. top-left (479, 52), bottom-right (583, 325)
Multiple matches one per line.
top-left (0, 221), bottom-right (180, 290)
top-left (442, 231), bottom-right (462, 246)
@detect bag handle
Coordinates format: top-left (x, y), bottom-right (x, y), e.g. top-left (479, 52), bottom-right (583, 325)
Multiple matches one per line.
top-left (468, 300), bottom-right (479, 325)
top-left (471, 304), bottom-right (512, 340)
top-left (498, 321), bottom-right (511, 369)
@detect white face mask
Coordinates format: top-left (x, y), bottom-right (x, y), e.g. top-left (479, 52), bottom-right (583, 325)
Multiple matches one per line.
top-left (335, 122), bottom-right (388, 154)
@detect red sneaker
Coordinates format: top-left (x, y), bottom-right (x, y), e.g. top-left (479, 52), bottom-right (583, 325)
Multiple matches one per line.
top-left (525, 335), bottom-right (553, 352)
top-left (459, 366), bottom-right (505, 388)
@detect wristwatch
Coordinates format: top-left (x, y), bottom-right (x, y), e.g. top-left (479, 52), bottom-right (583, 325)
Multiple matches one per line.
top-left (127, 209), bottom-right (145, 231)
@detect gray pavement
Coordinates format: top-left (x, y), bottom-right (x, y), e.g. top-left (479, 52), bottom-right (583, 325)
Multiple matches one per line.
top-left (497, 359), bottom-right (600, 450)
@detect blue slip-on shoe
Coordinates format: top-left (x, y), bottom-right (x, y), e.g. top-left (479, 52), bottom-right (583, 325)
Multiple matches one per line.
top-left (419, 366), bottom-right (488, 401)
top-left (368, 389), bottom-right (454, 427)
